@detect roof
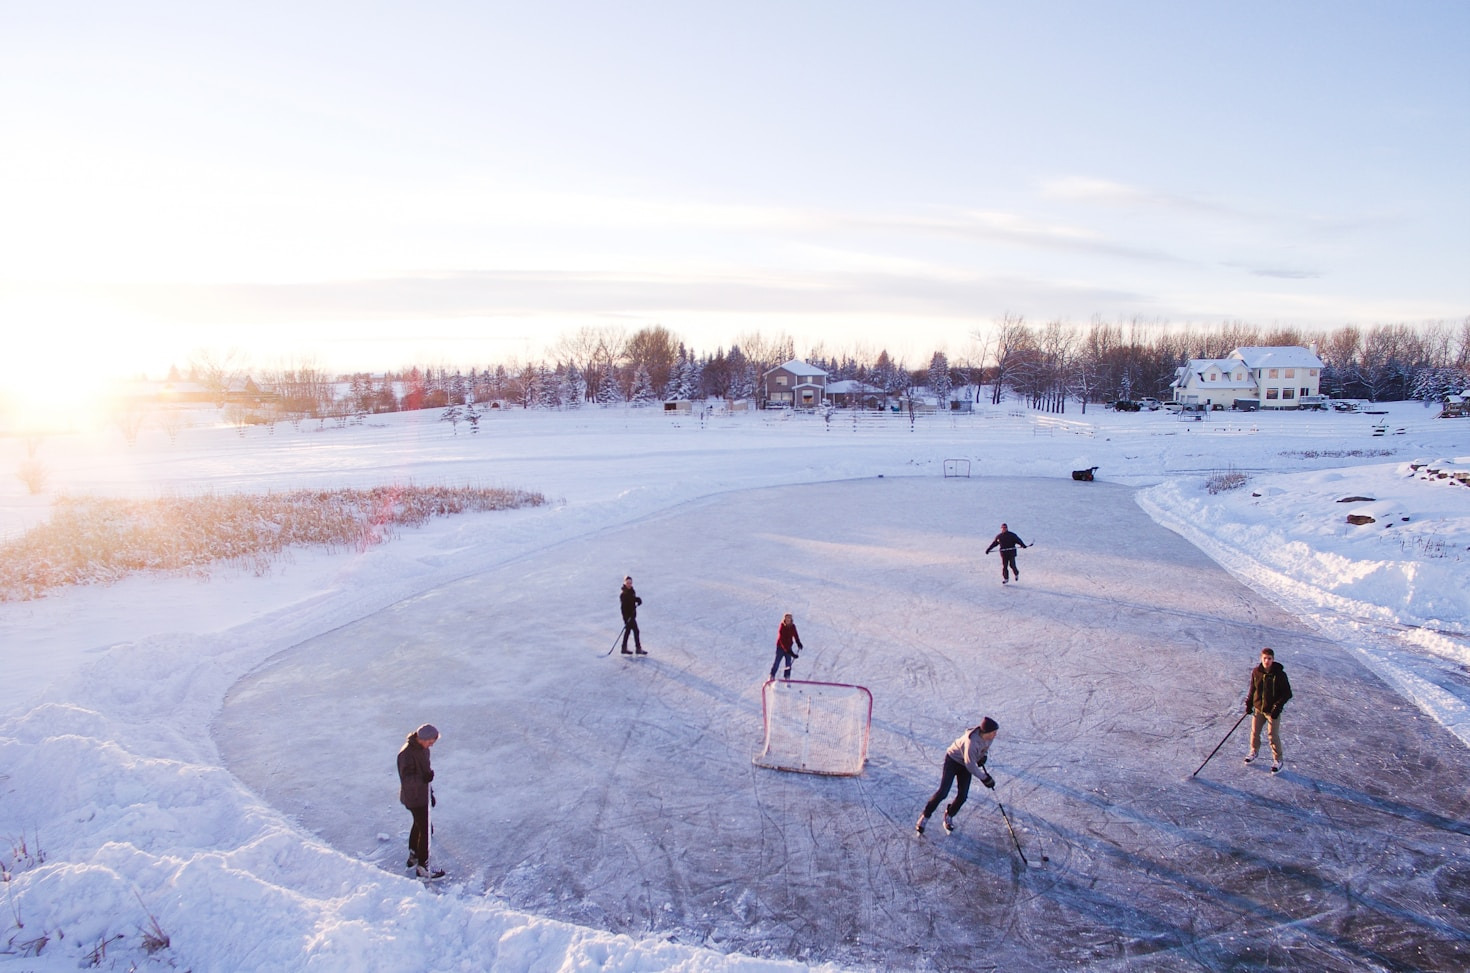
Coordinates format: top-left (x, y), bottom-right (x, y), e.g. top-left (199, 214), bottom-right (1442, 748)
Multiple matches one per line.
top-left (1230, 346), bottom-right (1325, 370)
top-left (766, 358), bottom-right (829, 378)
top-left (827, 380), bottom-right (884, 394)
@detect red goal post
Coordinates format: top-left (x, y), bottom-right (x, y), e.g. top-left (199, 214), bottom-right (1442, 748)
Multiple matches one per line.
top-left (754, 678), bottom-right (873, 776)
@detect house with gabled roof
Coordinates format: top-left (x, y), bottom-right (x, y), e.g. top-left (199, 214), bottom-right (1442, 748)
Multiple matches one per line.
top-left (762, 359), bottom-right (828, 408)
top-left (1172, 346), bottom-right (1325, 410)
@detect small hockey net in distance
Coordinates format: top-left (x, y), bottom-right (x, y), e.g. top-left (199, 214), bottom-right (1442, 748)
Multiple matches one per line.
top-left (754, 679), bottom-right (873, 776)
top-left (943, 459), bottom-right (971, 477)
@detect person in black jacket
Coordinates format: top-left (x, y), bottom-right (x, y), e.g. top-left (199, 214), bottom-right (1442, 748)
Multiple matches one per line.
top-left (1244, 647), bottom-right (1293, 773)
top-left (397, 723), bottom-right (443, 878)
top-left (984, 523), bottom-right (1028, 584)
top-left (619, 576), bottom-right (646, 655)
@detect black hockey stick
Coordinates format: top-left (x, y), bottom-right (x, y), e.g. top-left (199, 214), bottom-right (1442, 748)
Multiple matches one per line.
top-left (602, 624), bottom-right (630, 657)
top-left (1191, 711), bottom-right (1249, 777)
top-left (994, 796), bottom-right (1030, 866)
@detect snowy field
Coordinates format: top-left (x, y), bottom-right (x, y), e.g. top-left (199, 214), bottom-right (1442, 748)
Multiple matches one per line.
top-left (2, 402), bottom-right (1468, 972)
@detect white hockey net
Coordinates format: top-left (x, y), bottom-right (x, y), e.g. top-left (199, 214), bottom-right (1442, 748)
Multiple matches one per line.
top-left (754, 679), bottom-right (872, 776)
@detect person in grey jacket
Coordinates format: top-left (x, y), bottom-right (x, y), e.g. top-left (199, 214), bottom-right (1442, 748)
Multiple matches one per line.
top-left (917, 717), bottom-right (998, 835)
top-left (397, 723), bottom-right (443, 878)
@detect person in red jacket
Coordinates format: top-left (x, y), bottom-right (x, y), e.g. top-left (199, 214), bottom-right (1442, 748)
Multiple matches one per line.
top-left (917, 717), bottom-right (998, 835)
top-left (769, 612), bottom-right (804, 680)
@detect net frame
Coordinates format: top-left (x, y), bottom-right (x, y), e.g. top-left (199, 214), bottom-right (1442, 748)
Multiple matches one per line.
top-left (753, 678), bottom-right (873, 776)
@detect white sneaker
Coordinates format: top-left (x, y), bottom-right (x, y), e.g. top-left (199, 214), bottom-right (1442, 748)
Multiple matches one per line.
top-left (1270, 761), bottom-right (1283, 774)
top-left (1243, 751), bottom-right (1257, 764)
top-left (942, 812), bottom-right (954, 834)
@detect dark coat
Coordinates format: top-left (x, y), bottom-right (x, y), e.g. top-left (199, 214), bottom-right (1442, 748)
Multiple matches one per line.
top-left (620, 585), bottom-right (642, 622)
top-left (1246, 662), bottom-right (1293, 718)
top-left (397, 736), bottom-right (434, 809)
top-left (985, 530), bottom-right (1027, 554)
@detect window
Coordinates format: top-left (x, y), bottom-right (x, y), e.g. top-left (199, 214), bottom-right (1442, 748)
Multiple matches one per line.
top-left (1207, 371), bottom-right (1218, 382)
top-left (776, 375), bottom-right (788, 387)
top-left (1310, 368), bottom-right (1319, 377)
top-left (1236, 371), bottom-right (1245, 381)
top-left (1266, 388), bottom-right (1279, 400)
top-left (1269, 369), bottom-right (1278, 379)
top-left (1285, 368), bottom-right (1295, 379)
top-left (1283, 388), bottom-right (1295, 399)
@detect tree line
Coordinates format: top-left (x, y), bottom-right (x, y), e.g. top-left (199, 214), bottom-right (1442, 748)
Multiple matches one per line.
top-left (193, 317), bottom-right (1470, 422)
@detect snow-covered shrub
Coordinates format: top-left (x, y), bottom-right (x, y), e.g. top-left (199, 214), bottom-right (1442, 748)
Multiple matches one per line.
top-left (1205, 469), bottom-right (1249, 494)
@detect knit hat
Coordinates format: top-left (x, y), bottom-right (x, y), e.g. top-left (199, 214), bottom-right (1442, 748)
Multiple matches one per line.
top-left (415, 723), bottom-right (440, 742)
top-left (979, 716), bottom-right (999, 734)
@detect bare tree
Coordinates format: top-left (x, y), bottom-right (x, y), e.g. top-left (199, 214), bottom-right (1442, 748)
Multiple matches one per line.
top-left (189, 349), bottom-right (246, 410)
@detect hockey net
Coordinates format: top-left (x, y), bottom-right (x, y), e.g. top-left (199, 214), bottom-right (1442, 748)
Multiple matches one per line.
top-left (754, 679), bottom-right (872, 776)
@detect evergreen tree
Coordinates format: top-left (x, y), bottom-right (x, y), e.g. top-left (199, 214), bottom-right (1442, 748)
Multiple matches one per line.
top-left (596, 370), bottom-right (624, 405)
top-left (630, 364), bottom-right (657, 405)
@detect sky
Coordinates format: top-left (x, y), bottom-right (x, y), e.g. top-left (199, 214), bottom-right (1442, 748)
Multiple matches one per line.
top-left (3, 2), bottom-right (1467, 386)
top-left (1, 401), bottom-right (1466, 971)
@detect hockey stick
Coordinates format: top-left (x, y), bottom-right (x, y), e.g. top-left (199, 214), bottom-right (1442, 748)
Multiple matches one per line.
top-left (602, 624), bottom-right (630, 657)
top-left (994, 796), bottom-right (1030, 866)
top-left (1191, 711), bottom-right (1249, 777)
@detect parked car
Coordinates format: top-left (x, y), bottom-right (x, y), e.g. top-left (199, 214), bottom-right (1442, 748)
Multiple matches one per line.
top-left (1137, 397), bottom-right (1162, 411)
top-left (1113, 399), bottom-right (1141, 412)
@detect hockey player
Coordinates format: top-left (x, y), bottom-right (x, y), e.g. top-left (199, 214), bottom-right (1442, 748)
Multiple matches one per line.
top-left (917, 717), bottom-right (998, 835)
top-left (984, 523), bottom-right (1028, 584)
top-left (1244, 647), bottom-right (1293, 773)
top-left (397, 723), bottom-right (445, 879)
top-left (619, 576), bottom-right (646, 655)
top-left (769, 612), bottom-right (804, 680)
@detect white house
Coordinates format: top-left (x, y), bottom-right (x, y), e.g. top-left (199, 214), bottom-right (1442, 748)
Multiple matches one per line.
top-left (1172, 346), bottom-right (1325, 410)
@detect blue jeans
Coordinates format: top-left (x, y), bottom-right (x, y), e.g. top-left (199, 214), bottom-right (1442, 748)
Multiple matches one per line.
top-left (770, 647), bottom-right (797, 679)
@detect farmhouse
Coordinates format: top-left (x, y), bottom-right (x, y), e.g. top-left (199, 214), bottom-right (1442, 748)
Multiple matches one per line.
top-left (762, 359), bottom-right (828, 408)
top-left (1172, 346), bottom-right (1325, 410)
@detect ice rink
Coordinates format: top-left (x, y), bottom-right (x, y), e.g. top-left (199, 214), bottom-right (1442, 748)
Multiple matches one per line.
top-left (219, 475), bottom-right (1470, 972)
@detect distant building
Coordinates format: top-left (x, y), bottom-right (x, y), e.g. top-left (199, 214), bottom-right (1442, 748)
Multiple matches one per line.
top-left (826, 379), bottom-right (886, 410)
top-left (762, 359), bottom-right (828, 408)
top-left (1172, 346), bottom-right (1324, 410)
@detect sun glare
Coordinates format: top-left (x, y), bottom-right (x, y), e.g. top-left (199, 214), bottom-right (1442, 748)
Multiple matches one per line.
top-left (0, 294), bottom-right (163, 436)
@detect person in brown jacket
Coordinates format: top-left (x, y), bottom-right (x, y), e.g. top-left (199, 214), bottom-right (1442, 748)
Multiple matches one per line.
top-left (397, 723), bottom-right (444, 878)
top-left (1244, 648), bottom-right (1293, 773)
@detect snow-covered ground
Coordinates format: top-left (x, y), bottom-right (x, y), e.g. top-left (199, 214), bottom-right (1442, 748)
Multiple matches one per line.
top-left (2, 402), bottom-right (1467, 971)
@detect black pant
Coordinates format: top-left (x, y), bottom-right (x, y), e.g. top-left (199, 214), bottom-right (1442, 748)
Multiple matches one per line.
top-left (923, 756), bottom-right (972, 818)
top-left (407, 804), bottom-right (430, 865)
top-left (621, 617), bottom-right (642, 651)
top-left (1000, 550), bottom-right (1019, 580)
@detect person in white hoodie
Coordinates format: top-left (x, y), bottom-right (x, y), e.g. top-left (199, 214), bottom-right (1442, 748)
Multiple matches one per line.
top-left (916, 717), bottom-right (998, 835)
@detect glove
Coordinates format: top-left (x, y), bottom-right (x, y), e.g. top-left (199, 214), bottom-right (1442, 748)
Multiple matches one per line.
top-left (981, 774), bottom-right (995, 789)
top-left (425, 769), bottom-right (434, 783)
top-left (1270, 707), bottom-right (1282, 719)
top-left (636, 597), bottom-right (643, 606)
top-left (1244, 702), bottom-right (1252, 715)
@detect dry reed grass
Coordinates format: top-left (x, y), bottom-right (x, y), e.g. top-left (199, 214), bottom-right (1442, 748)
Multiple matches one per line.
top-left (0, 485), bottom-right (544, 601)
